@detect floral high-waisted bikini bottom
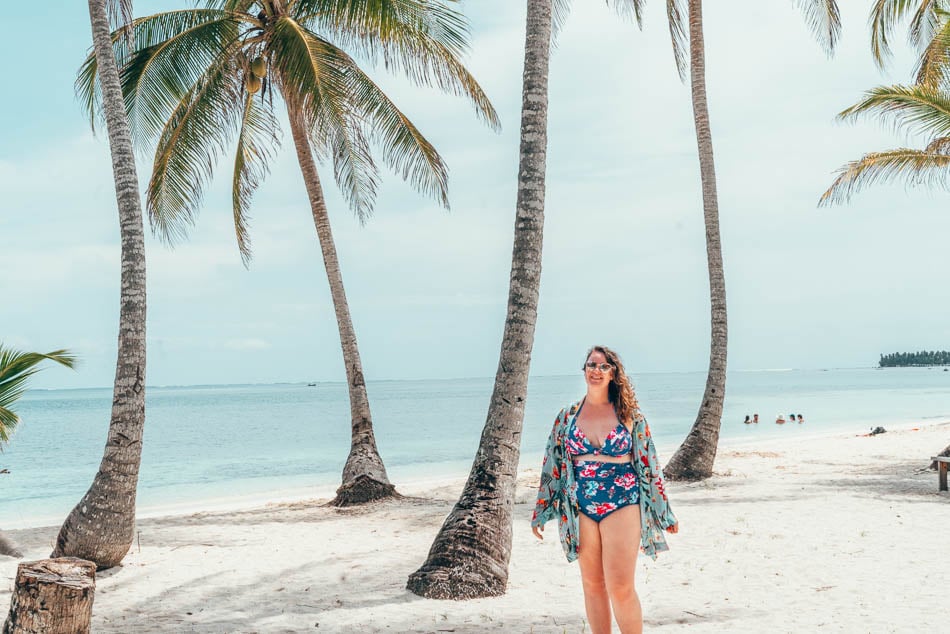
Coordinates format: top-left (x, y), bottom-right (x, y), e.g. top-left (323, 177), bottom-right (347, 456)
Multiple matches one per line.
top-left (573, 461), bottom-right (639, 521)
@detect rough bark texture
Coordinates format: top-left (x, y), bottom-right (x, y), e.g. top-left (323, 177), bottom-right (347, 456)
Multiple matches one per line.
top-left (929, 443), bottom-right (950, 470)
top-left (286, 111), bottom-right (396, 507)
top-left (406, 0), bottom-right (552, 600)
top-left (3, 558), bottom-right (96, 634)
top-left (52, 0), bottom-right (148, 568)
top-left (0, 533), bottom-right (22, 559)
top-left (665, 0), bottom-right (728, 482)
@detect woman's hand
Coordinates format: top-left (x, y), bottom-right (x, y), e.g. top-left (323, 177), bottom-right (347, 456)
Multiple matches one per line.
top-left (532, 525), bottom-right (544, 540)
top-left (665, 522), bottom-right (679, 534)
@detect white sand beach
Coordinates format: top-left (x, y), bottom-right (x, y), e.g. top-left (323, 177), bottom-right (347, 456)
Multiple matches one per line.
top-left (3, 422), bottom-right (948, 633)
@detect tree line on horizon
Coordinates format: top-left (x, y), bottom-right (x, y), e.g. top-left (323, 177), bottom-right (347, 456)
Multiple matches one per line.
top-left (5, 0), bottom-right (950, 612)
top-left (879, 350), bottom-right (950, 367)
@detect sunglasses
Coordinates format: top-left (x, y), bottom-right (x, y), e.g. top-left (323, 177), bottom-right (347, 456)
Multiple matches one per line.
top-left (584, 362), bottom-right (613, 373)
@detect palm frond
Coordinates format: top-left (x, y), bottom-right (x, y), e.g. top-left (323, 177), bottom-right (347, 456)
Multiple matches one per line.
top-left (915, 11), bottom-right (950, 87)
top-left (925, 134), bottom-right (950, 152)
top-left (838, 84), bottom-right (950, 139)
top-left (820, 147), bottom-right (950, 205)
top-left (294, 0), bottom-right (499, 130)
top-left (610, 0), bottom-right (645, 29)
top-left (551, 0), bottom-right (572, 41)
top-left (0, 346), bottom-right (76, 444)
top-left (303, 30), bottom-right (449, 209)
top-left (76, 8), bottom-right (239, 133)
top-left (202, 0), bottom-right (257, 10)
top-left (119, 12), bottom-right (243, 148)
top-left (106, 0), bottom-right (134, 29)
top-left (665, 0), bottom-right (688, 82)
top-left (107, 0), bottom-right (135, 49)
top-left (271, 16), bottom-right (382, 219)
top-left (794, 0), bottom-right (841, 56)
top-left (148, 52), bottom-right (246, 246)
top-left (908, 0), bottom-right (939, 50)
top-left (869, 0), bottom-right (918, 68)
top-left (232, 92), bottom-right (282, 265)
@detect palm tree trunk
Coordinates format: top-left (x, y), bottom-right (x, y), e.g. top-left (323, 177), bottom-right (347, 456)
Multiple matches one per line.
top-left (52, 0), bottom-right (148, 569)
top-left (286, 111), bottom-right (395, 507)
top-left (406, 0), bottom-right (552, 600)
top-left (665, 0), bottom-right (728, 481)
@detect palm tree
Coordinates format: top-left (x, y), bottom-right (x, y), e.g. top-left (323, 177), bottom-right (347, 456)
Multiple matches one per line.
top-left (406, 0), bottom-right (655, 600)
top-left (405, 0), bottom-right (555, 599)
top-left (52, 0), bottom-right (150, 570)
top-left (663, 0), bottom-right (840, 480)
top-left (77, 0), bottom-right (498, 506)
top-left (0, 344), bottom-right (77, 558)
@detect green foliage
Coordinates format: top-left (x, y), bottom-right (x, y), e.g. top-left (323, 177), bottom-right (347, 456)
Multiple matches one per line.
top-left (879, 350), bottom-right (950, 366)
top-left (0, 345), bottom-right (76, 446)
top-left (820, 84), bottom-right (950, 204)
top-left (78, 0), bottom-right (499, 267)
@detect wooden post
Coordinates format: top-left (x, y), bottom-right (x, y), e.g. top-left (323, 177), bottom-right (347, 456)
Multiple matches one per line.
top-left (3, 558), bottom-right (96, 634)
top-left (939, 460), bottom-right (948, 492)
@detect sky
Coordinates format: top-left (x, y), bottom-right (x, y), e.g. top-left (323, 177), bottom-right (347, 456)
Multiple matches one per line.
top-left (3, 1), bottom-right (949, 390)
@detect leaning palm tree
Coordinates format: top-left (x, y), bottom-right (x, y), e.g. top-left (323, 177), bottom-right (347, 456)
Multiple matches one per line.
top-left (77, 0), bottom-right (498, 506)
top-left (52, 0), bottom-right (150, 570)
top-left (405, 0), bottom-right (555, 599)
top-left (0, 344), bottom-right (77, 558)
top-left (662, 0), bottom-right (840, 480)
top-left (406, 0), bottom-right (643, 599)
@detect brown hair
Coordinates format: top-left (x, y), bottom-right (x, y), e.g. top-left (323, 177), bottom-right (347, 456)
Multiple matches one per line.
top-left (584, 345), bottom-right (640, 430)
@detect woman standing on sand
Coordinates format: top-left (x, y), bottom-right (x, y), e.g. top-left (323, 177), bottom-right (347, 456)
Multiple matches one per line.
top-left (531, 345), bottom-right (678, 634)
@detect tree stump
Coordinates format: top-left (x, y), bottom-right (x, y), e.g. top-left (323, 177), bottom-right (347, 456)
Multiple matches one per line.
top-left (3, 558), bottom-right (96, 634)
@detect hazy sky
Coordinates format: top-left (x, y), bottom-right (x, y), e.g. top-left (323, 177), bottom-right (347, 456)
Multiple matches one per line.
top-left (4, 1), bottom-right (948, 389)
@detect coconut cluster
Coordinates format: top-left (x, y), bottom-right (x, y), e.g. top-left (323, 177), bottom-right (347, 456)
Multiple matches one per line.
top-left (245, 57), bottom-right (267, 94)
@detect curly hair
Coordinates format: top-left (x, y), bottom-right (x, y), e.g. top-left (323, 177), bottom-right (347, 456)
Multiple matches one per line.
top-left (584, 345), bottom-right (640, 430)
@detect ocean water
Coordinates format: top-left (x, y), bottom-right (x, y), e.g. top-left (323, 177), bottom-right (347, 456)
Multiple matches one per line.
top-left (2, 367), bottom-right (949, 528)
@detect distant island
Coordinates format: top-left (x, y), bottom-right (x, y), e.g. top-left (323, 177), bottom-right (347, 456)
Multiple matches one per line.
top-left (879, 351), bottom-right (950, 367)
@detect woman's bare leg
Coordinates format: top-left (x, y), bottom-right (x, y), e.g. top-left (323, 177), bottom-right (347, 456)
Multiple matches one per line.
top-left (600, 504), bottom-right (642, 634)
top-left (578, 512), bottom-right (612, 634)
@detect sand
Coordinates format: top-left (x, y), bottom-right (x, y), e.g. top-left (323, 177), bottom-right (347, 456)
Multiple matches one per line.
top-left (2, 421), bottom-right (948, 633)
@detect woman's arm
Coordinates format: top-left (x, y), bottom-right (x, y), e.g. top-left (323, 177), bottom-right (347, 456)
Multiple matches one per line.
top-left (531, 408), bottom-right (566, 530)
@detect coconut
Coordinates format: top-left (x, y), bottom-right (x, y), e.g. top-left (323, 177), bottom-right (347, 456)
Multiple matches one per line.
top-left (246, 74), bottom-right (262, 94)
top-left (250, 57), bottom-right (267, 78)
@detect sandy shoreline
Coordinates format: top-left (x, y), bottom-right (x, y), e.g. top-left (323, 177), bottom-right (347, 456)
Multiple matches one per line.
top-left (3, 421), bottom-right (949, 632)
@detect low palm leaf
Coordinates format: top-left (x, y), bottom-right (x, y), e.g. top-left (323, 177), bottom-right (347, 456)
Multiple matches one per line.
top-left (0, 346), bottom-right (76, 445)
top-left (820, 146), bottom-right (950, 204)
top-left (839, 84), bottom-right (950, 139)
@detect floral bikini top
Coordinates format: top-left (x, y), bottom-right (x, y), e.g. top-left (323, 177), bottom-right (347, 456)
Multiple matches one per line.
top-left (564, 401), bottom-right (633, 457)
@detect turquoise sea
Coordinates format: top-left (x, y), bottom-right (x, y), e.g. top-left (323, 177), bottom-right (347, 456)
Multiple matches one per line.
top-left (3, 367), bottom-right (949, 528)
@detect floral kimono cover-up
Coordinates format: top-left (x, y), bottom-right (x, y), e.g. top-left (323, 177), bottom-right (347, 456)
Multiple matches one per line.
top-left (530, 400), bottom-right (677, 562)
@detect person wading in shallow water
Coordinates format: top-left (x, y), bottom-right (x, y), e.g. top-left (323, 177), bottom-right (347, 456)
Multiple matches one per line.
top-left (531, 345), bottom-right (678, 634)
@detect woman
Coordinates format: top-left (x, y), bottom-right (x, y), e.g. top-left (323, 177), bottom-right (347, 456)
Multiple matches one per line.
top-left (531, 345), bottom-right (678, 634)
